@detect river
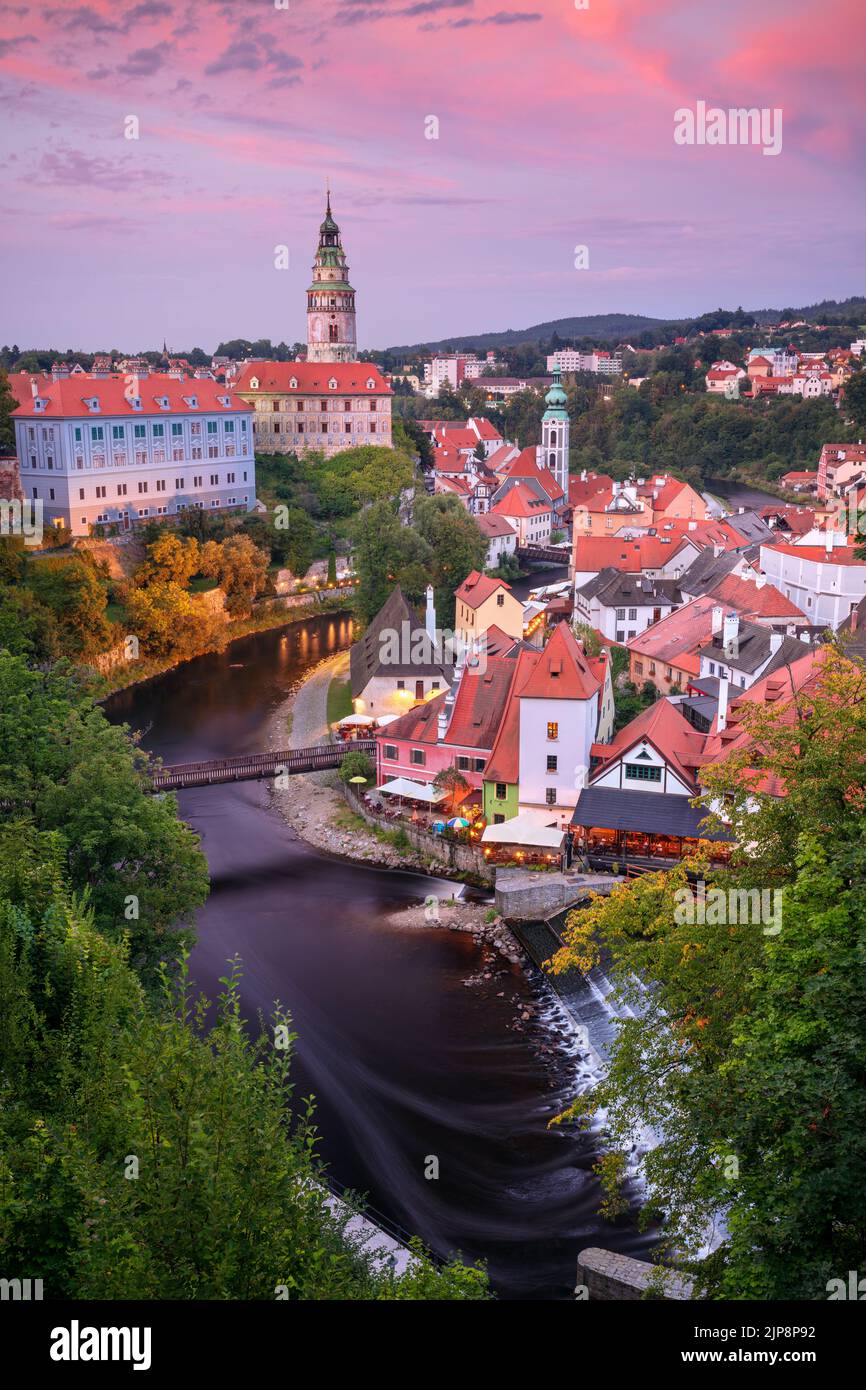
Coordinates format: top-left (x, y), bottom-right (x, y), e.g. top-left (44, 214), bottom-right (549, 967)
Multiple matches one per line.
top-left (105, 612), bottom-right (654, 1299)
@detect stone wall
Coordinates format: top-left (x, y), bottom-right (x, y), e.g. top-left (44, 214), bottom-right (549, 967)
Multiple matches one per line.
top-left (494, 867), bottom-right (622, 921)
top-left (576, 1247), bottom-right (694, 1301)
top-left (343, 787), bottom-right (492, 884)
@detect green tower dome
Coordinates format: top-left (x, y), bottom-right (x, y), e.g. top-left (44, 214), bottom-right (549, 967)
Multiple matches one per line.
top-left (543, 364), bottom-right (569, 419)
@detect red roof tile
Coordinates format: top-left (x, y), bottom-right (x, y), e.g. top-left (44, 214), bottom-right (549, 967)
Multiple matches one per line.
top-left (455, 570), bottom-right (512, 609)
top-left (12, 373), bottom-right (250, 418)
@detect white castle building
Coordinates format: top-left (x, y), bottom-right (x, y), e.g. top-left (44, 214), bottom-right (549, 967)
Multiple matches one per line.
top-left (12, 375), bottom-right (255, 536)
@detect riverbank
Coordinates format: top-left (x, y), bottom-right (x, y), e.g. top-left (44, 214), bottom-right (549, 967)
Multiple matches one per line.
top-left (94, 594), bottom-right (353, 698)
top-left (267, 650), bottom-right (461, 876)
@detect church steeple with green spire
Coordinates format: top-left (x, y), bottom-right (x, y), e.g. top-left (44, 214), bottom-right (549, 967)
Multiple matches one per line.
top-left (539, 363), bottom-right (569, 494)
top-left (306, 189), bottom-right (357, 363)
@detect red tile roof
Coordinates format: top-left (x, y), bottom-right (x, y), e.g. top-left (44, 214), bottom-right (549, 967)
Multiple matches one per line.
top-left (517, 622), bottom-right (601, 701)
top-left (476, 512), bottom-right (516, 538)
top-left (496, 446), bottom-right (565, 502)
top-left (763, 542), bottom-right (866, 566)
top-left (627, 596), bottom-right (740, 674)
top-left (233, 361), bottom-right (391, 394)
top-left (12, 373), bottom-right (250, 418)
top-left (591, 698), bottom-right (706, 789)
top-left (706, 573), bottom-right (806, 620)
top-left (444, 655), bottom-right (516, 749)
top-left (491, 482), bottom-right (551, 519)
top-left (572, 534), bottom-right (692, 572)
top-left (455, 570), bottom-right (512, 609)
top-left (483, 649), bottom-right (540, 784)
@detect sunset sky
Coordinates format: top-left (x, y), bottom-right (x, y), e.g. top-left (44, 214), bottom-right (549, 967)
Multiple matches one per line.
top-left (1, 0), bottom-right (863, 351)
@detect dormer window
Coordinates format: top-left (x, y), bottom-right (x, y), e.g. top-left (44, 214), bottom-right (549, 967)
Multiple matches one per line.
top-left (218, 395), bottom-right (231, 408)
top-left (328, 378), bottom-right (338, 390)
top-left (86, 397), bottom-right (100, 412)
top-left (289, 377), bottom-right (298, 390)
top-left (366, 378), bottom-right (375, 390)
top-left (249, 377), bottom-right (259, 390)
top-left (183, 395), bottom-right (198, 409)
top-left (129, 396), bottom-right (142, 410)
top-left (157, 396), bottom-right (170, 410)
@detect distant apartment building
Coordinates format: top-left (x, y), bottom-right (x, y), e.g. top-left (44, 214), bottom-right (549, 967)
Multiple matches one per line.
top-left (422, 351), bottom-right (503, 396)
top-left (11, 374), bottom-right (255, 536)
top-left (816, 442), bottom-right (866, 499)
top-left (546, 349), bottom-right (622, 375)
top-left (233, 361), bottom-right (392, 458)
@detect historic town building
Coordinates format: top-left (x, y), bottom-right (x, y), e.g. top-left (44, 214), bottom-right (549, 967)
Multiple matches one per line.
top-left (233, 194), bottom-right (392, 456)
top-left (11, 375), bottom-right (255, 537)
top-left (306, 192), bottom-right (357, 364)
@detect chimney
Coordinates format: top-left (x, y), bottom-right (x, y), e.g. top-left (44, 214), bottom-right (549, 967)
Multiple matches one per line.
top-left (711, 605), bottom-right (724, 638)
top-left (723, 612), bottom-right (739, 657)
top-left (425, 584), bottom-right (436, 643)
top-left (755, 571), bottom-right (766, 589)
top-left (30, 376), bottom-right (38, 398)
top-left (717, 675), bottom-right (729, 733)
top-left (851, 608), bottom-right (860, 633)
top-left (769, 631), bottom-right (783, 654)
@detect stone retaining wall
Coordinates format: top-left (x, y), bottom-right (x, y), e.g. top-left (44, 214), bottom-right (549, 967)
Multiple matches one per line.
top-left (343, 787), bottom-right (493, 884)
top-left (576, 1247), bottom-right (694, 1300)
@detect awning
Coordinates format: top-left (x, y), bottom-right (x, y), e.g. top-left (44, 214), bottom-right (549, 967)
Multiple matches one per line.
top-left (571, 787), bottom-right (731, 841)
top-left (379, 777), bottom-right (447, 804)
top-left (338, 714), bottom-right (376, 727)
top-left (482, 811), bottom-right (565, 850)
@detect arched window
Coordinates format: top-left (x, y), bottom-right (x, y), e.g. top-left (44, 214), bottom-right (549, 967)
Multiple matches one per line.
top-left (548, 453), bottom-right (556, 469)
top-left (329, 324), bottom-right (339, 342)
top-left (549, 429), bottom-right (557, 446)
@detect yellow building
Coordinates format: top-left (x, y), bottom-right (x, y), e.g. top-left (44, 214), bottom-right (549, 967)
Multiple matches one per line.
top-left (454, 571), bottom-right (524, 648)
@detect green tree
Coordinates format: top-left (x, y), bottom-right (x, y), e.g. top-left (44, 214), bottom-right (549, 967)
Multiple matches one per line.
top-left (200, 534), bottom-right (269, 617)
top-left (25, 555), bottom-right (114, 660)
top-left (0, 654), bottom-right (209, 982)
top-left (338, 749), bottom-right (374, 786)
top-left (842, 370), bottom-right (866, 429)
top-left (134, 532), bottom-right (201, 588)
top-left (351, 500), bottom-right (431, 624)
top-left (413, 494), bottom-right (487, 627)
top-left (432, 763), bottom-right (471, 813)
top-left (548, 649), bottom-right (866, 1297)
top-left (0, 825), bottom-right (488, 1300)
top-left (0, 367), bottom-right (16, 454)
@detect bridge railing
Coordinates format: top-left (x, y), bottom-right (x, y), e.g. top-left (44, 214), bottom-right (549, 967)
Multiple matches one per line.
top-left (150, 739), bottom-right (376, 791)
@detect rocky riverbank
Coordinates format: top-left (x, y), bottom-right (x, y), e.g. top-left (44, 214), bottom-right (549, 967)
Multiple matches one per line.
top-left (266, 650), bottom-right (457, 875)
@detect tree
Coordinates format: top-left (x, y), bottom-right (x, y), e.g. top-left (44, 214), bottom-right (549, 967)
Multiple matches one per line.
top-left (134, 532), bottom-right (201, 589)
top-left (548, 648), bottom-right (866, 1297)
top-left (200, 535), bottom-right (269, 617)
top-left (125, 579), bottom-right (220, 660)
top-left (842, 370), bottom-right (866, 429)
top-left (338, 749), bottom-right (374, 786)
top-left (0, 654), bottom-right (209, 983)
top-left (0, 584), bottom-right (62, 661)
top-left (0, 368), bottom-right (16, 454)
top-left (25, 555), bottom-right (114, 660)
top-left (413, 494), bottom-right (487, 627)
top-left (351, 500), bottom-right (431, 624)
top-left (572, 622), bottom-right (601, 657)
top-left (326, 549), bottom-right (337, 585)
top-left (0, 825), bottom-right (489, 1301)
top-left (433, 763), bottom-right (471, 812)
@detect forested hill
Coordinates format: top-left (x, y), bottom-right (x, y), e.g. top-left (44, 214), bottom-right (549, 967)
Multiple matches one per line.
top-left (387, 297), bottom-right (866, 355)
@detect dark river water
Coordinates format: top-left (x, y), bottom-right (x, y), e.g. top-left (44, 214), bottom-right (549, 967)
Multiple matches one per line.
top-left (105, 612), bottom-right (654, 1299)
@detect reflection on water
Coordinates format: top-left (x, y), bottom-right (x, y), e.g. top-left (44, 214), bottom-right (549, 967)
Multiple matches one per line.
top-left (105, 612), bottom-right (654, 1298)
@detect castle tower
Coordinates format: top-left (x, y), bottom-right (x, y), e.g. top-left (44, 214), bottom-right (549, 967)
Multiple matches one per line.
top-left (306, 190), bottom-right (357, 363)
top-left (539, 364), bottom-right (569, 495)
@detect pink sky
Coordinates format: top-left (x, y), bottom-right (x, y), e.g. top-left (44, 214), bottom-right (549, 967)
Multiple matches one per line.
top-left (0, 0), bottom-right (863, 351)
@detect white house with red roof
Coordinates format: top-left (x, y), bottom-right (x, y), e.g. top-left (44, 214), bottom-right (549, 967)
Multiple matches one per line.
top-left (490, 482), bottom-right (552, 545)
top-left (12, 373), bottom-right (255, 536)
top-left (233, 361), bottom-right (392, 458)
top-left (759, 534), bottom-right (866, 629)
top-left (589, 698), bottom-right (706, 797)
top-left (515, 623), bottom-right (604, 815)
top-left (454, 571), bottom-right (524, 646)
top-left (476, 511), bottom-right (517, 569)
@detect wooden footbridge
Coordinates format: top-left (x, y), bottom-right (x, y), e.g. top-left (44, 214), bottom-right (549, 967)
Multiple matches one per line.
top-left (150, 739), bottom-right (376, 792)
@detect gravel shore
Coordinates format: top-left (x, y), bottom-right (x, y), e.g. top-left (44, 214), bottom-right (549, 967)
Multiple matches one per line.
top-left (266, 650), bottom-right (452, 873)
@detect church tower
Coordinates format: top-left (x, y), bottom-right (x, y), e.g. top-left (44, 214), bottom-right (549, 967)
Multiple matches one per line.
top-left (306, 191), bottom-right (357, 363)
top-left (539, 363), bottom-right (569, 495)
